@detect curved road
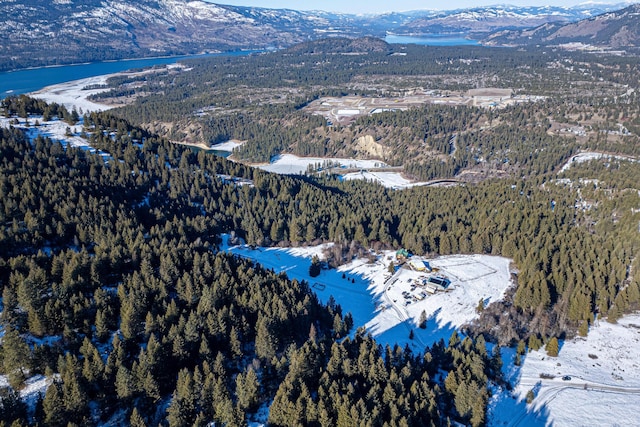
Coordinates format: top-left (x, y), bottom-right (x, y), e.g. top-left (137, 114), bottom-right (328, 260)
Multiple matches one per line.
top-left (507, 377), bottom-right (640, 427)
top-left (381, 267), bottom-right (428, 348)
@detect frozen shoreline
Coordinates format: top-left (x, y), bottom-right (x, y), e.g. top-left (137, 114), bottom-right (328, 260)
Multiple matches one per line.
top-left (29, 74), bottom-right (118, 113)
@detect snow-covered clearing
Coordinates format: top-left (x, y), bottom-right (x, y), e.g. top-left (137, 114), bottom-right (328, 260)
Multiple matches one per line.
top-left (221, 236), bottom-right (513, 351)
top-left (222, 236), bottom-right (640, 426)
top-left (256, 154), bottom-right (388, 175)
top-left (559, 151), bottom-right (639, 173)
top-left (490, 314), bottom-right (640, 426)
top-left (343, 170), bottom-right (430, 189)
top-left (0, 115), bottom-right (111, 160)
top-left (255, 154), bottom-right (433, 189)
top-left (211, 139), bottom-right (243, 152)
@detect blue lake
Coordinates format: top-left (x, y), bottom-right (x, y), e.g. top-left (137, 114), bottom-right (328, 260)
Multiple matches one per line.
top-left (0, 51), bottom-right (259, 96)
top-left (385, 34), bottom-right (480, 46)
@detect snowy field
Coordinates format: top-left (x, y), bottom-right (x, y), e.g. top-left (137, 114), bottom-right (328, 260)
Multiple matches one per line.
top-left (559, 151), bottom-right (639, 173)
top-left (222, 237), bottom-right (640, 426)
top-left (256, 153), bottom-right (387, 175)
top-left (343, 170), bottom-right (430, 189)
top-left (28, 75), bottom-right (116, 113)
top-left (221, 237), bottom-right (514, 351)
top-left (491, 314), bottom-right (640, 426)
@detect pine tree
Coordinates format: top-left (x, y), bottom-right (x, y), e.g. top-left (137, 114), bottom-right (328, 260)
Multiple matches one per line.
top-left (578, 320), bottom-right (589, 337)
top-left (255, 316), bottom-right (278, 360)
top-left (545, 337), bottom-right (559, 357)
top-left (115, 365), bottom-right (136, 401)
top-left (235, 367), bottom-right (260, 412)
top-left (130, 407), bottom-right (147, 427)
top-left (2, 327), bottom-right (32, 389)
top-left (526, 389), bottom-right (535, 404)
top-left (528, 335), bottom-right (542, 351)
top-left (80, 338), bottom-right (104, 385)
top-left (166, 369), bottom-right (198, 427)
top-left (419, 310), bottom-right (427, 329)
top-left (309, 255), bottom-right (321, 278)
top-left (94, 308), bottom-right (111, 342)
top-left (43, 380), bottom-right (65, 426)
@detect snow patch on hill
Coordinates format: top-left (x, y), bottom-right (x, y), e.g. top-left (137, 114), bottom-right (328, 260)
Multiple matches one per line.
top-left (0, 115), bottom-right (111, 161)
top-left (255, 154), bottom-right (432, 189)
top-left (559, 151), bottom-right (639, 173)
top-left (256, 153), bottom-right (387, 175)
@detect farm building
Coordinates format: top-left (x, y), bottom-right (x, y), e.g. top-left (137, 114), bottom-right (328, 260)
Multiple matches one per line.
top-left (409, 259), bottom-right (431, 272)
top-left (424, 276), bottom-right (450, 294)
top-left (396, 248), bottom-right (410, 259)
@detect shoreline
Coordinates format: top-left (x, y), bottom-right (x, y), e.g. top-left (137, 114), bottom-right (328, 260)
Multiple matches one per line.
top-left (27, 63), bottom-right (189, 113)
top-left (0, 51), bottom-right (222, 75)
top-left (29, 74), bottom-right (127, 113)
top-left (1, 49), bottom-right (263, 97)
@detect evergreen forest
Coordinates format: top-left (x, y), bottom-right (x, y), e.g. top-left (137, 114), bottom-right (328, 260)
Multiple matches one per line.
top-left (1, 37), bottom-right (640, 426)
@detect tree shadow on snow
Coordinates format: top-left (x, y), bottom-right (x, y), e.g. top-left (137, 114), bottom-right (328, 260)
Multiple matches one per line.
top-left (488, 347), bottom-right (553, 427)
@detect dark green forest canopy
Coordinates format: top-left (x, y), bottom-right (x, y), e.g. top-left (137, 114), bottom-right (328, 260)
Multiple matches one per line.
top-left (3, 105), bottom-right (638, 340)
top-left (2, 38), bottom-right (640, 423)
top-left (0, 106), bottom-right (507, 426)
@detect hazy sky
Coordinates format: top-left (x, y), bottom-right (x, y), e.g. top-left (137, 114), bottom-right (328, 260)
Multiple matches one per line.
top-left (213, 1), bottom-right (595, 14)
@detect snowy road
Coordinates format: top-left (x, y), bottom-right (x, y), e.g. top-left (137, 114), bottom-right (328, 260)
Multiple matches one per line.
top-left (381, 268), bottom-right (428, 348)
top-left (507, 376), bottom-right (640, 427)
top-left (520, 376), bottom-right (640, 395)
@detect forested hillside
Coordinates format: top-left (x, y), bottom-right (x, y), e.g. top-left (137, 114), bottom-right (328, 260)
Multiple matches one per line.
top-left (0, 100), bottom-right (495, 426)
top-left (1, 93), bottom-right (640, 424)
top-left (95, 39), bottom-right (640, 183)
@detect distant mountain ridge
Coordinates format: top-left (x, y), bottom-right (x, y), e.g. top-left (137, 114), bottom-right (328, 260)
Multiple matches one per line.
top-left (394, 3), bottom-right (634, 35)
top-left (0, 0), bottom-right (635, 71)
top-left (483, 3), bottom-right (640, 52)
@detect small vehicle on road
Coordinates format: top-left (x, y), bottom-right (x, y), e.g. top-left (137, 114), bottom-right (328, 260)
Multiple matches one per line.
top-left (562, 376), bottom-right (571, 381)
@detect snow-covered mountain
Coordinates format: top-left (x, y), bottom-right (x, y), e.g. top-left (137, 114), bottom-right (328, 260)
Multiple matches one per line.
top-left (1, 0), bottom-right (373, 71)
top-left (0, 0), bottom-right (634, 71)
top-left (484, 3), bottom-right (640, 51)
top-left (394, 3), bottom-right (634, 34)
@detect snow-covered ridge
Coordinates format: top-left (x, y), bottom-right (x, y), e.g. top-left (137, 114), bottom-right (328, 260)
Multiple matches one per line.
top-left (75, 0), bottom-right (254, 26)
top-left (2, 0), bottom-right (631, 72)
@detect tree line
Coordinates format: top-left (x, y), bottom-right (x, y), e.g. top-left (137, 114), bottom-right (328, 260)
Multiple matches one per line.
top-left (0, 101), bottom-right (528, 426)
